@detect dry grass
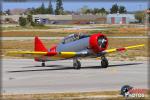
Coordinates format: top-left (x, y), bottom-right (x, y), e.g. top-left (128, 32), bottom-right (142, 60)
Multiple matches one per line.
top-left (1, 27), bottom-right (147, 37)
top-left (99, 27), bottom-right (147, 36)
top-left (2, 90), bottom-right (150, 100)
top-left (1, 30), bottom-right (87, 37)
top-left (0, 91), bottom-right (124, 100)
top-left (1, 40), bottom-right (59, 50)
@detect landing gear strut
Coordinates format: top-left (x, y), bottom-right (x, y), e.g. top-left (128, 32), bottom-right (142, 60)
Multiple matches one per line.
top-left (101, 56), bottom-right (109, 68)
top-left (41, 61), bottom-right (45, 67)
top-left (73, 58), bottom-right (81, 69)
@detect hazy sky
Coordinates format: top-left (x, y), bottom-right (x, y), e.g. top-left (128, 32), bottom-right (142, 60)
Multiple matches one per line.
top-left (2, 1), bottom-right (148, 12)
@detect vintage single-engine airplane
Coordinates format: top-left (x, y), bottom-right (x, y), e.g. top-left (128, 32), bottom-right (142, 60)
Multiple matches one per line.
top-left (8, 33), bottom-right (144, 69)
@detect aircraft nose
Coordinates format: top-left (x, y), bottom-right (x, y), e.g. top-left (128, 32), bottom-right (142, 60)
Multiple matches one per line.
top-left (89, 33), bottom-right (108, 53)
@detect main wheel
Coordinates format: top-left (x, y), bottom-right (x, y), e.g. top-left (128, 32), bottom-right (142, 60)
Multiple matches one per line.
top-left (42, 62), bottom-right (45, 67)
top-left (73, 60), bottom-right (81, 69)
top-left (101, 58), bottom-right (108, 68)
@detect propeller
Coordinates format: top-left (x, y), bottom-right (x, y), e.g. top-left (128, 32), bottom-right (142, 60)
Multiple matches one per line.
top-left (98, 36), bottom-right (107, 48)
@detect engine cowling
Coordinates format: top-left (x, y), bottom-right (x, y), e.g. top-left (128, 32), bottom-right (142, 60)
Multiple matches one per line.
top-left (89, 33), bottom-right (108, 53)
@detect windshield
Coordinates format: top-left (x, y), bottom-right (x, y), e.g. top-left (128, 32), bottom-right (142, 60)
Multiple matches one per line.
top-left (62, 33), bottom-right (89, 44)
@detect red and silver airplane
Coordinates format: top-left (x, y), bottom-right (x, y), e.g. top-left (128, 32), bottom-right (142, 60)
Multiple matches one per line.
top-left (9, 33), bottom-right (144, 69)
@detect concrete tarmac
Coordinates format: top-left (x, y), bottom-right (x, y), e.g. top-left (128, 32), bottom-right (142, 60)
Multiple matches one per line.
top-left (2, 59), bottom-right (148, 94)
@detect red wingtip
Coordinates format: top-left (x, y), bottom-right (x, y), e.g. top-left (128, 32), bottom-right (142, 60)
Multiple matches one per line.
top-left (34, 36), bottom-right (47, 52)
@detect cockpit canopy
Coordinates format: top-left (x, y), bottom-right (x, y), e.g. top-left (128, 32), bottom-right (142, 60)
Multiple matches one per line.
top-left (62, 33), bottom-right (89, 44)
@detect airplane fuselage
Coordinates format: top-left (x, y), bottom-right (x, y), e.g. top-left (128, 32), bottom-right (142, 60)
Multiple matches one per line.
top-left (37, 33), bottom-right (108, 61)
top-left (57, 37), bottom-right (89, 52)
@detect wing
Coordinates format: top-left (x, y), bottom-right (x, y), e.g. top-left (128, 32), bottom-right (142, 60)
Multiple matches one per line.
top-left (7, 44), bottom-right (144, 58)
top-left (7, 51), bottom-right (88, 58)
top-left (7, 51), bottom-right (48, 58)
top-left (104, 44), bottom-right (145, 54)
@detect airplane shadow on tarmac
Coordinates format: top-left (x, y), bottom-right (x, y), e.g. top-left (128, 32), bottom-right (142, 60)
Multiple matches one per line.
top-left (7, 63), bottom-right (143, 73)
top-left (22, 65), bottom-right (63, 68)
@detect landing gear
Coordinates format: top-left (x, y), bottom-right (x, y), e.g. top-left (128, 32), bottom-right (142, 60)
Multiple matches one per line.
top-left (41, 61), bottom-right (45, 67)
top-left (73, 58), bottom-right (81, 69)
top-left (100, 56), bottom-right (109, 68)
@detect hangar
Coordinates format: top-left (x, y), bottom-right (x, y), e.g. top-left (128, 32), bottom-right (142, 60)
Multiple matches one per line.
top-left (107, 14), bottom-right (137, 24)
top-left (1, 14), bottom-right (137, 24)
top-left (33, 14), bottom-right (106, 24)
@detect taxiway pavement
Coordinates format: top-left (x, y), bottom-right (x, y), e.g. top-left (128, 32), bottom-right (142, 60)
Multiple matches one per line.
top-left (2, 59), bottom-right (148, 94)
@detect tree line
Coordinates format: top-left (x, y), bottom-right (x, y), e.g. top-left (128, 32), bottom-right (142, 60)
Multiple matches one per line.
top-left (4, 3), bottom-right (127, 15)
top-left (2, 0), bottom-right (63, 15)
top-left (2, 1), bottom-right (148, 24)
top-left (29, 3), bottom-right (127, 15)
top-left (28, 0), bottom-right (63, 15)
top-left (18, 0), bottom-right (64, 26)
top-left (80, 4), bottom-right (127, 15)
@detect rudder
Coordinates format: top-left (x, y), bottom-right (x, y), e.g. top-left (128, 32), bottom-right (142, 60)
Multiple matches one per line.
top-left (34, 36), bottom-right (47, 52)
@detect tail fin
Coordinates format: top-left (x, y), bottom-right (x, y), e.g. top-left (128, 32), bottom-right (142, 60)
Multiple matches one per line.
top-left (34, 36), bottom-right (47, 52)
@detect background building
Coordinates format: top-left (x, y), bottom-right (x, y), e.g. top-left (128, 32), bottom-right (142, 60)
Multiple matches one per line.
top-left (107, 14), bottom-right (137, 24)
top-left (1, 14), bottom-right (138, 25)
top-left (33, 14), bottom-right (106, 24)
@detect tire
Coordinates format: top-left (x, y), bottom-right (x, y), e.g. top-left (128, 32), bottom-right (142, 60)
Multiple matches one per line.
top-left (74, 61), bottom-right (81, 69)
top-left (42, 62), bottom-right (45, 67)
top-left (101, 58), bottom-right (108, 68)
